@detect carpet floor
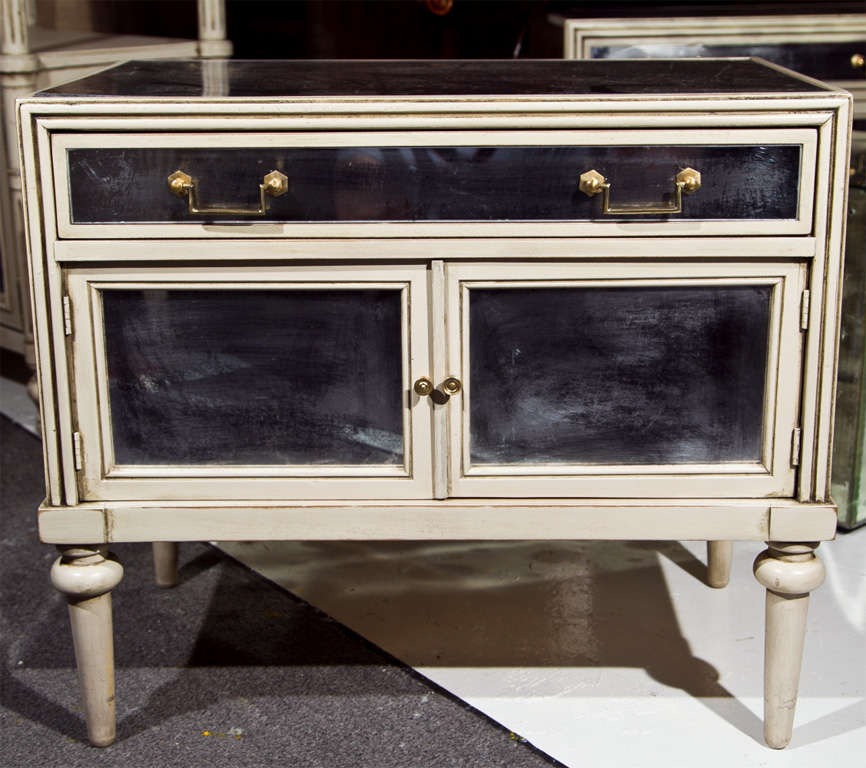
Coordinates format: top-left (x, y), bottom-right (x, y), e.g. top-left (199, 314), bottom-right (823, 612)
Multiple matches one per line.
top-left (0, 415), bottom-right (560, 767)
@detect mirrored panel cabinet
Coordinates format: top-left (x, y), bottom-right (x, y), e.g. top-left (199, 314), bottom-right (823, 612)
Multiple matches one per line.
top-left (19, 59), bottom-right (850, 750)
top-left (557, 12), bottom-right (866, 527)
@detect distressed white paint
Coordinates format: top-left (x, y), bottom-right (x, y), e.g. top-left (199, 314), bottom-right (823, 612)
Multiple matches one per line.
top-left (35, 500), bottom-right (841, 545)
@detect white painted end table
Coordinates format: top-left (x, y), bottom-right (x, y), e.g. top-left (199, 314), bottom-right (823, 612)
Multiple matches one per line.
top-left (18, 59), bottom-right (851, 749)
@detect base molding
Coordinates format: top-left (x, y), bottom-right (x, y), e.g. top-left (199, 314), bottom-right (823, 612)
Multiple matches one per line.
top-left (37, 500), bottom-right (838, 544)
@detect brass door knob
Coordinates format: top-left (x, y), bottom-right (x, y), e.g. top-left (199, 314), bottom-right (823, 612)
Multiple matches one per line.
top-left (413, 377), bottom-right (434, 396)
top-left (441, 377), bottom-right (462, 396)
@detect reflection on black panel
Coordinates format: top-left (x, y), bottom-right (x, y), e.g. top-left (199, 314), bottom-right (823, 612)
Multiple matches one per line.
top-left (590, 42), bottom-right (866, 82)
top-left (469, 286), bottom-right (770, 465)
top-left (102, 289), bottom-right (404, 466)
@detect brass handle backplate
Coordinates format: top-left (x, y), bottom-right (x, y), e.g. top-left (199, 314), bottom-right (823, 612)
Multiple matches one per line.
top-left (579, 167), bottom-right (701, 215)
top-left (167, 169), bottom-right (288, 216)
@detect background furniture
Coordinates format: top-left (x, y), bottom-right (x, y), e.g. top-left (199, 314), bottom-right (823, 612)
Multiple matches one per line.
top-left (558, 12), bottom-right (865, 118)
top-left (20, 58), bottom-right (850, 750)
top-left (0, 0), bottom-right (230, 389)
top-left (557, 11), bottom-right (866, 529)
top-left (835, 133), bottom-right (866, 528)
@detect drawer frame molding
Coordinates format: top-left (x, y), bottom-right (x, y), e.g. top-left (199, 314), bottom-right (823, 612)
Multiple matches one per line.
top-left (51, 127), bottom-right (818, 239)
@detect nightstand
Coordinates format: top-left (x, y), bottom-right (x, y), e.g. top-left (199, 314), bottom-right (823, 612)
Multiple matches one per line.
top-left (18, 58), bottom-right (851, 749)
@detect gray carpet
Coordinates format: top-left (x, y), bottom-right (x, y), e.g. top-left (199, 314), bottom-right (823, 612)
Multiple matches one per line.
top-left (0, 415), bottom-right (561, 767)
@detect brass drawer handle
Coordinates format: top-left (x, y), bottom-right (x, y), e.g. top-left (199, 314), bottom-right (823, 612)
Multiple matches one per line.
top-left (852, 53), bottom-right (864, 70)
top-left (167, 169), bottom-right (288, 216)
top-left (579, 167), bottom-right (701, 215)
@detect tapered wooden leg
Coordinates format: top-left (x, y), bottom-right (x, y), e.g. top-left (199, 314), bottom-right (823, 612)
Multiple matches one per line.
top-left (50, 545), bottom-right (123, 747)
top-left (753, 542), bottom-right (824, 749)
top-left (152, 542), bottom-right (179, 588)
top-left (706, 540), bottom-right (733, 588)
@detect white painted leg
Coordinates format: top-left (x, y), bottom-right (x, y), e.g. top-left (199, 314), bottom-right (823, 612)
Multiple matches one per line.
top-left (197, 0), bottom-right (232, 57)
top-left (706, 540), bottom-right (733, 588)
top-left (50, 545), bottom-right (124, 747)
top-left (152, 542), bottom-right (179, 588)
top-left (753, 542), bottom-right (825, 749)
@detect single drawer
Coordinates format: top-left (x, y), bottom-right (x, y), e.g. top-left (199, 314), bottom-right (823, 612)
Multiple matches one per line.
top-left (52, 129), bottom-right (817, 239)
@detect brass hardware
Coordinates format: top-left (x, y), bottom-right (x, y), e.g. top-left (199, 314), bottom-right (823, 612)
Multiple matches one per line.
top-left (62, 296), bottom-right (73, 337)
top-left (851, 53), bottom-right (865, 70)
top-left (414, 376), bottom-right (461, 402)
top-left (167, 169), bottom-right (288, 216)
top-left (413, 377), bottom-right (434, 396)
top-left (791, 428), bottom-right (802, 468)
top-left (441, 377), bottom-right (462, 396)
top-left (579, 167), bottom-right (701, 215)
top-left (578, 168), bottom-right (606, 197)
top-left (800, 290), bottom-right (811, 331)
top-left (73, 432), bottom-right (83, 471)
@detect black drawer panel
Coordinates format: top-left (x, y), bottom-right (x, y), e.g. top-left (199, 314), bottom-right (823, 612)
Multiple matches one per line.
top-left (66, 145), bottom-right (801, 224)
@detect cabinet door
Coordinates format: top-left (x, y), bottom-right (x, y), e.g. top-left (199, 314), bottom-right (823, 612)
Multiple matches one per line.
top-left (66, 264), bottom-right (432, 500)
top-left (446, 262), bottom-right (805, 498)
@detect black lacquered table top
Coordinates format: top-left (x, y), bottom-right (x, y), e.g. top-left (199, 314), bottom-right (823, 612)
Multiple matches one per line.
top-left (37, 58), bottom-right (828, 99)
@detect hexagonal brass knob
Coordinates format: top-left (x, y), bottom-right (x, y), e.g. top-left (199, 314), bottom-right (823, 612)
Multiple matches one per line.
top-left (263, 170), bottom-right (288, 197)
top-left (676, 167), bottom-right (701, 195)
top-left (578, 169), bottom-right (607, 197)
top-left (167, 170), bottom-right (193, 197)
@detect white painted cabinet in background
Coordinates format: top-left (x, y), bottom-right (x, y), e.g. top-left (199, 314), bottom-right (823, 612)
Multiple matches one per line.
top-left (0, 0), bottom-right (230, 375)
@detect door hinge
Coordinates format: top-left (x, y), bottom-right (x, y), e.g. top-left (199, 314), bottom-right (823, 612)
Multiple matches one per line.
top-left (72, 431), bottom-right (83, 471)
top-left (800, 290), bottom-right (810, 331)
top-left (791, 427), bottom-right (802, 467)
top-left (62, 296), bottom-right (73, 337)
